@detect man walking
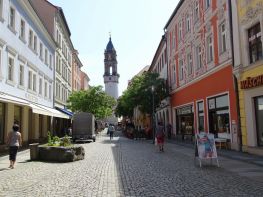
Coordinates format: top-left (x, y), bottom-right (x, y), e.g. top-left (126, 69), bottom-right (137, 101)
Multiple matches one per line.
top-left (108, 124), bottom-right (115, 140)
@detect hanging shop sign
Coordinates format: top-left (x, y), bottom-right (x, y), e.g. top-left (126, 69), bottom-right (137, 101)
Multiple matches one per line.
top-left (240, 74), bottom-right (263, 89)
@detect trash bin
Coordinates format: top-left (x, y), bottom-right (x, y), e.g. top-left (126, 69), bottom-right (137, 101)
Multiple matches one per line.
top-left (29, 143), bottom-right (39, 160)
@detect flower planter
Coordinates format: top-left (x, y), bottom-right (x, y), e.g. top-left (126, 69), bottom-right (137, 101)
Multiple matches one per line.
top-left (38, 145), bottom-right (85, 162)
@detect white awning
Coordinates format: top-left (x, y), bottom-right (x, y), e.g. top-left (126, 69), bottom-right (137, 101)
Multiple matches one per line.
top-left (0, 93), bottom-right (29, 106)
top-left (30, 103), bottom-right (54, 117)
top-left (34, 104), bottom-right (70, 119)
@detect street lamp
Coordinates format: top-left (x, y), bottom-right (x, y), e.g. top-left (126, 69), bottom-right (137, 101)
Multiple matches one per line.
top-left (151, 85), bottom-right (155, 144)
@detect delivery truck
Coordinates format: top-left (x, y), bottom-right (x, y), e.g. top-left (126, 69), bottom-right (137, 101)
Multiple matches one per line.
top-left (72, 112), bottom-right (96, 142)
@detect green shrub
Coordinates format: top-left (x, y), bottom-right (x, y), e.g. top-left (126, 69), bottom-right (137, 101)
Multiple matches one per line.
top-left (47, 131), bottom-right (72, 147)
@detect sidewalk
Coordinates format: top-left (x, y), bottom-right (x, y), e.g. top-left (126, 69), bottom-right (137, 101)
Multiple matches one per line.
top-left (167, 139), bottom-right (263, 167)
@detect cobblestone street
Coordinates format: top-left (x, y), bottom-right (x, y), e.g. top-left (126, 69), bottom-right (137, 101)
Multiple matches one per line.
top-left (1, 130), bottom-right (263, 197)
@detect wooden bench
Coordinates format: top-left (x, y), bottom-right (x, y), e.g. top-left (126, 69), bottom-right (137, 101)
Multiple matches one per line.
top-left (215, 133), bottom-right (230, 149)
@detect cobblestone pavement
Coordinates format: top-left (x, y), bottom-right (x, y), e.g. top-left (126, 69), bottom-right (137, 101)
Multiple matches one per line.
top-left (0, 131), bottom-right (263, 197)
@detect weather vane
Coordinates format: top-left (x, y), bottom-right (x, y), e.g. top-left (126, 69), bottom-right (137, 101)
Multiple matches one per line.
top-left (109, 31), bottom-right (111, 38)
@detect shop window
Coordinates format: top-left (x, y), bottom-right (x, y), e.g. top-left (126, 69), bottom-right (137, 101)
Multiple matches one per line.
top-left (14, 105), bottom-right (22, 126)
top-left (208, 94), bottom-right (230, 136)
top-left (0, 103), bottom-right (5, 144)
top-left (255, 96), bottom-right (263, 146)
top-left (248, 23), bottom-right (262, 64)
top-left (176, 106), bottom-right (194, 138)
top-left (197, 101), bottom-right (204, 132)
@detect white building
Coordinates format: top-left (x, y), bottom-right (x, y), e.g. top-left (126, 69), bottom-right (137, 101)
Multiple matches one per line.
top-left (0, 0), bottom-right (67, 149)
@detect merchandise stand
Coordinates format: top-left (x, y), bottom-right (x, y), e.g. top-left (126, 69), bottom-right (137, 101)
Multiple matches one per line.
top-left (194, 132), bottom-right (219, 167)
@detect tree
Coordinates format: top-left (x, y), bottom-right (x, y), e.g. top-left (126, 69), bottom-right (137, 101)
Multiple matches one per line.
top-left (67, 86), bottom-right (116, 119)
top-left (115, 72), bottom-right (168, 117)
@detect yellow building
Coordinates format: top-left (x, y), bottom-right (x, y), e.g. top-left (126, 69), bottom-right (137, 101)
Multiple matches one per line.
top-left (232, 0), bottom-right (263, 155)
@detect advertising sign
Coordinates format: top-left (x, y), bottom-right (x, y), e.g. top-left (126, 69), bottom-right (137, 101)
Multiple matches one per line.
top-left (196, 132), bottom-right (217, 159)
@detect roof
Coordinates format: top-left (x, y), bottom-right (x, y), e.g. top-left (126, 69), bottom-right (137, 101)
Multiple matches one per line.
top-left (164, 0), bottom-right (184, 29)
top-left (106, 37), bottom-right (115, 51)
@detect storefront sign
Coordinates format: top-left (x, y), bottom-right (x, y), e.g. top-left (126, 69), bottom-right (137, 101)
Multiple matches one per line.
top-left (240, 75), bottom-right (263, 89)
top-left (177, 105), bottom-right (192, 115)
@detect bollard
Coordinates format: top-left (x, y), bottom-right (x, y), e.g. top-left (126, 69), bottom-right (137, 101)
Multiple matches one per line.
top-left (29, 143), bottom-right (39, 160)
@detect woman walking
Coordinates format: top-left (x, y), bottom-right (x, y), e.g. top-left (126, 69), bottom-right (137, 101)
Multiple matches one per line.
top-left (6, 124), bottom-right (22, 169)
top-left (156, 121), bottom-right (165, 152)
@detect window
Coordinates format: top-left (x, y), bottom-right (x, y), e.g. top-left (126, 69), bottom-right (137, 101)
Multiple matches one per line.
top-left (19, 65), bottom-right (24, 86)
top-left (197, 101), bottom-right (204, 132)
top-left (49, 84), bottom-right (51, 99)
top-left (187, 53), bottom-right (193, 75)
top-left (0, 49), bottom-right (2, 77)
top-left (0, 0), bottom-right (3, 20)
top-left (8, 57), bottom-right (14, 81)
top-left (39, 78), bottom-right (42, 95)
top-left (28, 71), bottom-right (32, 90)
top-left (45, 49), bottom-right (48, 64)
top-left (186, 15), bottom-right (191, 33)
top-left (40, 43), bottom-right (43, 59)
top-left (33, 35), bottom-right (37, 51)
top-left (196, 45), bottom-right (202, 69)
top-left (179, 60), bottom-right (184, 80)
top-left (207, 35), bottom-right (213, 63)
top-left (205, 0), bottom-right (211, 9)
top-left (20, 19), bottom-right (25, 40)
top-left (179, 21), bottom-right (182, 40)
top-left (33, 73), bottom-right (36, 91)
top-left (172, 31), bottom-right (175, 49)
top-left (219, 22), bottom-right (227, 54)
top-left (194, 1), bottom-right (199, 20)
top-left (248, 23), bottom-right (262, 64)
top-left (49, 54), bottom-right (52, 69)
top-left (0, 102), bottom-right (5, 144)
top-left (56, 82), bottom-right (59, 98)
top-left (173, 64), bottom-right (176, 84)
top-left (44, 81), bottom-right (47, 97)
top-left (29, 30), bottom-right (33, 48)
top-left (9, 7), bottom-right (15, 29)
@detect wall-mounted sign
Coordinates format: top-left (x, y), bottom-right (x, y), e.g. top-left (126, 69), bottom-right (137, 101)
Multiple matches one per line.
top-left (177, 105), bottom-right (193, 115)
top-left (240, 74), bottom-right (263, 89)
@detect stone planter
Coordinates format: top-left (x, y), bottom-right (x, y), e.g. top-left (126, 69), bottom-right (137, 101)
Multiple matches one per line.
top-left (38, 145), bottom-right (85, 162)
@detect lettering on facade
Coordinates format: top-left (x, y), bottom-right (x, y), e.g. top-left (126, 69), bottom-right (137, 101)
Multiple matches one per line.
top-left (240, 75), bottom-right (263, 89)
top-left (25, 93), bottom-right (38, 103)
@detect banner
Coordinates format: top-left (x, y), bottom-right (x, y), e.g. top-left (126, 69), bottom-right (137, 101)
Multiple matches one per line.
top-left (196, 132), bottom-right (217, 159)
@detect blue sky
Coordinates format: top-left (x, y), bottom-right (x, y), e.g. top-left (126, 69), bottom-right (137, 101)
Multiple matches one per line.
top-left (49, 0), bottom-right (179, 95)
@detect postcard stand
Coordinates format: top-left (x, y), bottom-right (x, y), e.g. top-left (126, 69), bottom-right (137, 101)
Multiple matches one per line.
top-left (194, 132), bottom-right (219, 168)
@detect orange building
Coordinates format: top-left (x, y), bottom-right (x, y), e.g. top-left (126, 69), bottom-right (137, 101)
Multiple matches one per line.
top-left (165, 0), bottom-right (239, 149)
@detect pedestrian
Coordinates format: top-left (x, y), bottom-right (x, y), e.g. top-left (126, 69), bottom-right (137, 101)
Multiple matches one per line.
top-left (109, 124), bottom-right (115, 140)
top-left (155, 121), bottom-right (165, 152)
top-left (6, 124), bottom-right (22, 169)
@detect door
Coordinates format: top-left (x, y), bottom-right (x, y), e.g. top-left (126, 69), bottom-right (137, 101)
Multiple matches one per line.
top-left (255, 96), bottom-right (263, 146)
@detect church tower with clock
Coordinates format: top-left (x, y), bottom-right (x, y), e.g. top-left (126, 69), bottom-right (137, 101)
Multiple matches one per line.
top-left (104, 36), bottom-right (119, 100)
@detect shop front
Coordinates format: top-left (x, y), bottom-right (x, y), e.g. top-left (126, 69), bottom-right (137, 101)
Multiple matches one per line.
top-left (238, 70), bottom-right (263, 155)
top-left (176, 105), bottom-right (194, 141)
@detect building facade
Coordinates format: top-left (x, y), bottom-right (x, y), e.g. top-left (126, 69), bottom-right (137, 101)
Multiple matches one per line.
top-left (72, 50), bottom-right (82, 91)
top-left (232, 0), bottom-right (263, 155)
top-left (148, 35), bottom-right (171, 135)
top-left (80, 70), bottom-right (90, 90)
top-left (165, 0), bottom-right (239, 149)
top-left (30, 0), bottom-right (73, 135)
top-left (0, 0), bottom-right (68, 150)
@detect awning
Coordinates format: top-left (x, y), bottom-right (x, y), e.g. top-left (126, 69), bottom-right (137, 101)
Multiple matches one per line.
top-left (56, 107), bottom-right (73, 117)
top-left (0, 93), bottom-right (29, 106)
top-left (30, 103), bottom-right (54, 117)
top-left (35, 104), bottom-right (70, 119)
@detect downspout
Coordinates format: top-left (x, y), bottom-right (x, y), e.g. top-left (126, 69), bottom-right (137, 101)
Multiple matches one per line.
top-left (228, 0), bottom-right (243, 151)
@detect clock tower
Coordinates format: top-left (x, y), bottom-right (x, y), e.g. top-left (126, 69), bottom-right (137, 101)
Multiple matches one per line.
top-left (104, 36), bottom-right (119, 100)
